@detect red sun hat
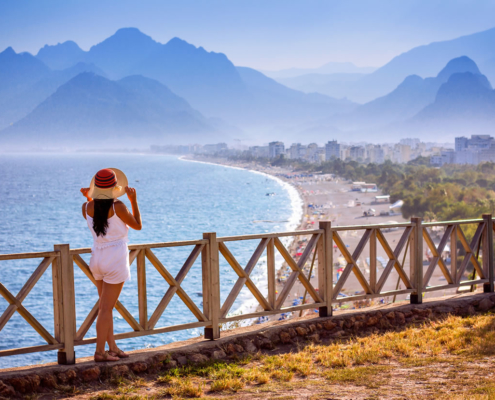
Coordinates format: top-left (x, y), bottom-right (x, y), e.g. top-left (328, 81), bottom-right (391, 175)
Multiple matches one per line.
top-left (88, 168), bottom-right (128, 199)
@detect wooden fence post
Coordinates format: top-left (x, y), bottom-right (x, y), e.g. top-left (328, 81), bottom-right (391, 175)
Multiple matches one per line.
top-left (137, 250), bottom-right (148, 330)
top-left (483, 214), bottom-right (494, 293)
top-left (410, 218), bottom-right (423, 304)
top-left (318, 221), bottom-right (333, 317)
top-left (203, 233), bottom-right (220, 339)
top-left (267, 239), bottom-right (276, 309)
top-left (54, 244), bottom-right (76, 364)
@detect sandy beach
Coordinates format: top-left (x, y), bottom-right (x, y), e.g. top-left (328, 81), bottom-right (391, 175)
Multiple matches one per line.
top-left (189, 156), bottom-right (461, 323)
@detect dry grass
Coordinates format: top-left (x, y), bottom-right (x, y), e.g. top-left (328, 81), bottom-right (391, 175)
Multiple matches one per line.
top-left (51, 313), bottom-right (495, 399)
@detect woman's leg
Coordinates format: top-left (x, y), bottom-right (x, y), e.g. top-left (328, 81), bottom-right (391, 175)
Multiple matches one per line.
top-left (95, 281), bottom-right (124, 354)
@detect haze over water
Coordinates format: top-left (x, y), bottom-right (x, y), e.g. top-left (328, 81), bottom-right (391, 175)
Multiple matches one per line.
top-left (0, 153), bottom-right (300, 368)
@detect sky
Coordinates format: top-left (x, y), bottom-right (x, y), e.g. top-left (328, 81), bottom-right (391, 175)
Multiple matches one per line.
top-left (1, 0), bottom-right (495, 71)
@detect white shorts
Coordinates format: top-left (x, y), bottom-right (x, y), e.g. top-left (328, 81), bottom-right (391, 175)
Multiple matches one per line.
top-left (89, 241), bottom-right (131, 284)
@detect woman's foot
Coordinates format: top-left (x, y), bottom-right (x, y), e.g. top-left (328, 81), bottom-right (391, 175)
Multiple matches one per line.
top-left (108, 347), bottom-right (129, 358)
top-left (94, 350), bottom-right (120, 362)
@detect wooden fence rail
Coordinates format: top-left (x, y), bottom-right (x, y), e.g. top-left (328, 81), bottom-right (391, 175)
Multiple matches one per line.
top-left (1, 216), bottom-right (494, 365)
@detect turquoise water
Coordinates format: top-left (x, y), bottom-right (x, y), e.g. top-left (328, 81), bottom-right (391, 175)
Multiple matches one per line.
top-left (0, 153), bottom-right (300, 368)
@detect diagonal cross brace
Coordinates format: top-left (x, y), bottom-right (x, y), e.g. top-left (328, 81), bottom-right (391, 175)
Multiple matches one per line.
top-left (147, 244), bottom-right (205, 329)
top-left (0, 256), bottom-right (55, 334)
top-left (375, 227), bottom-right (413, 293)
top-left (0, 282), bottom-right (58, 344)
top-left (423, 226), bottom-right (454, 287)
top-left (274, 234), bottom-right (323, 309)
top-left (145, 248), bottom-right (207, 324)
top-left (332, 229), bottom-right (373, 298)
top-left (457, 223), bottom-right (485, 282)
top-left (219, 238), bottom-right (272, 318)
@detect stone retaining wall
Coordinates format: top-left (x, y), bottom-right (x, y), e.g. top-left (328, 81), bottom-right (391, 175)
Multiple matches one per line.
top-left (1, 292), bottom-right (494, 398)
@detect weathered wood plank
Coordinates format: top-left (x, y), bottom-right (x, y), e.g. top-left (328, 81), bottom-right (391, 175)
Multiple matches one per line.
top-left (220, 302), bottom-right (327, 323)
top-left (75, 321), bottom-right (210, 345)
top-left (129, 249), bottom-right (140, 266)
top-left (0, 343), bottom-right (64, 358)
top-left (137, 250), bottom-right (147, 330)
top-left (203, 232), bottom-right (220, 339)
top-left (369, 229), bottom-right (377, 293)
top-left (75, 301), bottom-right (99, 341)
top-left (56, 244), bottom-right (76, 363)
top-left (0, 251), bottom-right (59, 261)
top-left (318, 221), bottom-right (333, 311)
top-left (267, 239), bottom-right (276, 309)
top-left (275, 271), bottom-right (299, 309)
top-left (217, 230), bottom-right (323, 242)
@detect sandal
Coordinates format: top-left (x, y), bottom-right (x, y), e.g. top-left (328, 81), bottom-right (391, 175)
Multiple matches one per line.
top-left (94, 350), bottom-right (119, 362)
top-left (108, 347), bottom-right (129, 359)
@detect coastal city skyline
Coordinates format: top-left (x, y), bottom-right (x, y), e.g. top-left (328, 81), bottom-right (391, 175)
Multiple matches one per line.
top-left (151, 135), bottom-right (495, 166)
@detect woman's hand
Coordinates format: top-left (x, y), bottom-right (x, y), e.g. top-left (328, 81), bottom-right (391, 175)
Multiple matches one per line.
top-left (80, 188), bottom-right (92, 201)
top-left (125, 186), bottom-right (137, 202)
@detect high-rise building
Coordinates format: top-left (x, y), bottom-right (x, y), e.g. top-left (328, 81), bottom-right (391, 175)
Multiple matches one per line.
top-left (349, 146), bottom-right (366, 161)
top-left (325, 140), bottom-right (340, 161)
top-left (455, 135), bottom-right (495, 164)
top-left (268, 141), bottom-right (285, 158)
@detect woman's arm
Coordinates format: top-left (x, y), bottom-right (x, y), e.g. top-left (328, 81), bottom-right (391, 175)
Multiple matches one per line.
top-left (80, 188), bottom-right (92, 219)
top-left (115, 186), bottom-right (142, 230)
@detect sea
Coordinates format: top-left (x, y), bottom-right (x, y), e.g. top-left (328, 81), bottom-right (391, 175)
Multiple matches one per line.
top-left (0, 153), bottom-right (302, 368)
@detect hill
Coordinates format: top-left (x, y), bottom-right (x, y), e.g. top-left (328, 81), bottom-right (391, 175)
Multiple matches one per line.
top-left (335, 56), bottom-right (482, 129)
top-left (404, 72), bottom-right (495, 139)
top-left (0, 46), bottom-right (107, 130)
top-left (0, 73), bottom-right (217, 148)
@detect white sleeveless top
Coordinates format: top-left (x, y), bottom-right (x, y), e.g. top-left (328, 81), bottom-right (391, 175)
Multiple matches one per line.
top-left (86, 202), bottom-right (129, 249)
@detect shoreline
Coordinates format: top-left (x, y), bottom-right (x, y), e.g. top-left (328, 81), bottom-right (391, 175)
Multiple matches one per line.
top-left (183, 155), bottom-right (458, 322)
top-left (182, 155), bottom-right (325, 322)
top-left (179, 155), bottom-right (306, 321)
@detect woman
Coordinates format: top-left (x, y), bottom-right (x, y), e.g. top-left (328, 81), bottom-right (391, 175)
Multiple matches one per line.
top-left (80, 168), bottom-right (142, 362)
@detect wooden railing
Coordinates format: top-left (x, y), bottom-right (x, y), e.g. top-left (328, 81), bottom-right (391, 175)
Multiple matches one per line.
top-left (1, 216), bottom-right (494, 365)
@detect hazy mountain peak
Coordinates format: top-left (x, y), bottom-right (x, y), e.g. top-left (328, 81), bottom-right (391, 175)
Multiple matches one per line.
top-left (399, 74), bottom-right (424, 86)
top-left (111, 27), bottom-right (154, 41)
top-left (37, 40), bottom-right (82, 54)
top-left (166, 36), bottom-right (190, 47)
top-left (36, 40), bottom-right (85, 70)
top-left (86, 27), bottom-right (161, 79)
top-left (436, 56), bottom-right (481, 82)
top-left (439, 71), bottom-right (492, 96)
top-left (1, 47), bottom-right (16, 56)
top-left (93, 27), bottom-right (158, 48)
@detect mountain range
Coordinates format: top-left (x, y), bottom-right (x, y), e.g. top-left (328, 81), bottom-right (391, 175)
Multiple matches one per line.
top-left (275, 27), bottom-right (495, 104)
top-left (2, 26), bottom-right (495, 147)
top-left (2, 73), bottom-right (215, 147)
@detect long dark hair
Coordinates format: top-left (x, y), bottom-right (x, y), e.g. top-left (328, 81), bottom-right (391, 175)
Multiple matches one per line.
top-left (93, 199), bottom-right (114, 237)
